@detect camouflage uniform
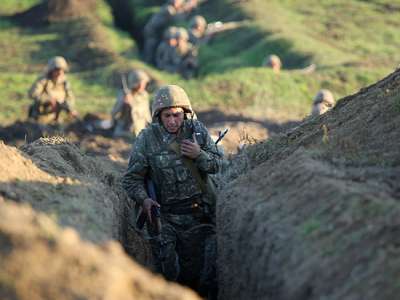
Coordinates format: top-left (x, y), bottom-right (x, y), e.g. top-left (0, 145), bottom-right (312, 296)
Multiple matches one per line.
top-left (263, 54), bottom-right (282, 73)
top-left (143, 0), bottom-right (197, 64)
top-left (311, 89), bottom-right (335, 116)
top-left (188, 15), bottom-right (207, 46)
top-left (155, 27), bottom-right (179, 72)
top-left (28, 56), bottom-right (75, 121)
top-left (111, 70), bottom-right (151, 137)
top-left (122, 85), bottom-right (221, 296)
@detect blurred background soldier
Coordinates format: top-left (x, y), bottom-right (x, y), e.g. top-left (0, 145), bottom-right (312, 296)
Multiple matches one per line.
top-left (263, 54), bottom-right (282, 74)
top-left (143, 0), bottom-right (198, 65)
top-left (311, 89), bottom-right (335, 116)
top-left (174, 27), bottom-right (198, 79)
top-left (188, 15), bottom-right (207, 46)
top-left (111, 70), bottom-right (151, 138)
top-left (28, 56), bottom-right (77, 122)
top-left (156, 26), bottom-right (179, 72)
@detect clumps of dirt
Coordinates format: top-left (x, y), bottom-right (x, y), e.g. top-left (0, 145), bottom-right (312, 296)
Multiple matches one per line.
top-left (0, 137), bottom-right (151, 267)
top-left (12, 0), bottom-right (97, 26)
top-left (217, 69), bottom-right (400, 300)
top-left (0, 200), bottom-right (201, 300)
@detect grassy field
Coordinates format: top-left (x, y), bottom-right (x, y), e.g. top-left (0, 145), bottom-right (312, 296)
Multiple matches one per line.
top-left (0, 0), bottom-right (399, 125)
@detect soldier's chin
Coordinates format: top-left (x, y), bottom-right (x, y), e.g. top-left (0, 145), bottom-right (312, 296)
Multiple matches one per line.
top-left (166, 126), bottom-right (179, 133)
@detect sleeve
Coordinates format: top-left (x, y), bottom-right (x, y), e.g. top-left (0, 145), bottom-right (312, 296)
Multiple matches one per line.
top-left (64, 80), bottom-right (75, 110)
top-left (121, 131), bottom-right (150, 205)
top-left (193, 121), bottom-right (223, 174)
top-left (28, 77), bottom-right (49, 103)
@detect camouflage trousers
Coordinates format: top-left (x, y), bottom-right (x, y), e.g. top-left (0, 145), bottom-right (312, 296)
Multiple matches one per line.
top-left (148, 213), bottom-right (217, 297)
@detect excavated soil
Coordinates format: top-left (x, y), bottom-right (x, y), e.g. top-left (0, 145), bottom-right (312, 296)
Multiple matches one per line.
top-left (0, 200), bottom-right (200, 300)
top-left (0, 138), bottom-right (151, 267)
top-left (217, 69), bottom-right (400, 299)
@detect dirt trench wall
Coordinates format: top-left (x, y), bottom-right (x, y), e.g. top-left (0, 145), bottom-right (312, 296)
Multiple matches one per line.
top-left (217, 69), bottom-right (400, 300)
top-left (0, 200), bottom-right (200, 300)
top-left (0, 137), bottom-right (152, 265)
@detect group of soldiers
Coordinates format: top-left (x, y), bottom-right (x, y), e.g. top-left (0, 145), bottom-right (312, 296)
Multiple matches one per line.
top-left (27, 55), bottom-right (336, 138)
top-left (143, 0), bottom-right (210, 79)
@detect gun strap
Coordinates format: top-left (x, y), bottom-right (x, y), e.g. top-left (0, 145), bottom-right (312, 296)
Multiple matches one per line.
top-left (169, 141), bottom-right (208, 194)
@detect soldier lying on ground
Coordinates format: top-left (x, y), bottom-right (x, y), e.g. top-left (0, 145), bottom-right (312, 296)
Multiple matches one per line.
top-left (311, 89), bottom-right (335, 116)
top-left (28, 56), bottom-right (78, 122)
top-left (122, 85), bottom-right (221, 299)
top-left (111, 70), bottom-right (151, 138)
top-left (143, 0), bottom-right (199, 65)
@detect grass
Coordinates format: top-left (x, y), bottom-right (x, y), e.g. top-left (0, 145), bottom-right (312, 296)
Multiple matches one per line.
top-left (0, 0), bottom-right (399, 125)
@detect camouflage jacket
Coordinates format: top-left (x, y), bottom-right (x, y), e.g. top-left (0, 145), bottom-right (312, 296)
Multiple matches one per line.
top-left (122, 119), bottom-right (222, 209)
top-left (111, 89), bottom-right (150, 121)
top-left (28, 75), bottom-right (75, 109)
top-left (144, 5), bottom-right (179, 38)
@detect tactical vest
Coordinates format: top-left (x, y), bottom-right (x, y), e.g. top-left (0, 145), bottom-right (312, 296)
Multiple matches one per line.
top-left (144, 122), bottom-right (205, 209)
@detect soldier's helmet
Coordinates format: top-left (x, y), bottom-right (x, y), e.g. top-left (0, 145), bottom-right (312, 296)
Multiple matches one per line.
top-left (127, 70), bottom-right (150, 89)
top-left (47, 56), bottom-right (69, 72)
top-left (151, 85), bottom-right (193, 119)
top-left (190, 15), bottom-right (207, 31)
top-left (176, 27), bottom-right (189, 42)
top-left (163, 26), bottom-right (178, 40)
top-left (313, 89), bottom-right (335, 106)
top-left (265, 54), bottom-right (282, 69)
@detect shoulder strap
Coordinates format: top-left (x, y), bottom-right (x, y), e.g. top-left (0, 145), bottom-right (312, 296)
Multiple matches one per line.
top-left (169, 141), bottom-right (208, 193)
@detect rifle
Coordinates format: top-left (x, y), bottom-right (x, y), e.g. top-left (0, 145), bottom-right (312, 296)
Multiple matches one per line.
top-left (205, 20), bottom-right (248, 37)
top-left (215, 128), bottom-right (229, 145)
top-left (136, 178), bottom-right (161, 233)
top-left (121, 74), bottom-right (130, 95)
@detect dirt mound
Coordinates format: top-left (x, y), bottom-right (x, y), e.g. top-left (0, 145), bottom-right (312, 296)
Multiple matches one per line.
top-left (12, 0), bottom-right (97, 26)
top-left (217, 69), bottom-right (400, 299)
top-left (0, 200), bottom-right (200, 300)
top-left (0, 138), bottom-right (150, 266)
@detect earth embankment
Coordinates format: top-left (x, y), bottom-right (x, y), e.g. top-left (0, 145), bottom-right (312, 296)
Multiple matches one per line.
top-left (0, 200), bottom-right (200, 300)
top-left (217, 69), bottom-right (400, 299)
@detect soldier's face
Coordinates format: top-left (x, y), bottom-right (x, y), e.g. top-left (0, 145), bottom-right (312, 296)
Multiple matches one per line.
top-left (50, 68), bottom-right (64, 80)
top-left (160, 107), bottom-right (184, 133)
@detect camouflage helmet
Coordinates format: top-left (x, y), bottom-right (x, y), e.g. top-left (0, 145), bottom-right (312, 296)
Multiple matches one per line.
top-left (127, 70), bottom-right (150, 89)
top-left (151, 85), bottom-right (193, 118)
top-left (163, 26), bottom-right (178, 40)
top-left (189, 15), bottom-right (207, 30)
top-left (175, 27), bottom-right (189, 41)
top-left (265, 54), bottom-right (282, 69)
top-left (313, 89), bottom-right (335, 106)
top-left (47, 56), bottom-right (69, 72)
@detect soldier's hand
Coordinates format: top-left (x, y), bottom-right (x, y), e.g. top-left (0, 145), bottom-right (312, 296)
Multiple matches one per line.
top-left (181, 133), bottom-right (201, 159)
top-left (49, 98), bottom-right (58, 111)
top-left (143, 198), bottom-right (160, 224)
top-left (70, 110), bottom-right (79, 118)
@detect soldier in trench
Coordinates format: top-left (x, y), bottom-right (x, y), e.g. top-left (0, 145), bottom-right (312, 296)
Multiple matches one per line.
top-left (311, 89), bottom-right (335, 116)
top-left (263, 54), bottom-right (282, 74)
top-left (122, 85), bottom-right (221, 298)
top-left (28, 56), bottom-right (78, 122)
top-left (143, 0), bottom-right (199, 65)
top-left (111, 69), bottom-right (152, 138)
